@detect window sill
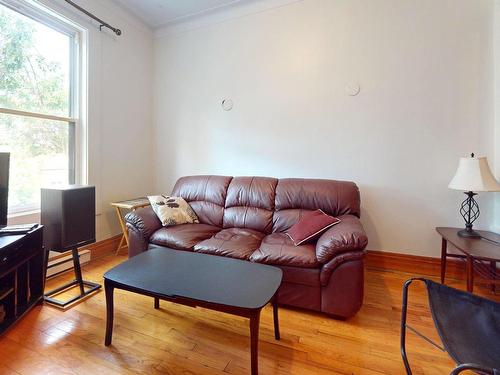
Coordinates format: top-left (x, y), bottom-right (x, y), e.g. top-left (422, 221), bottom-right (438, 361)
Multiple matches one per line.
top-left (8, 209), bottom-right (40, 218)
top-left (7, 210), bottom-right (40, 225)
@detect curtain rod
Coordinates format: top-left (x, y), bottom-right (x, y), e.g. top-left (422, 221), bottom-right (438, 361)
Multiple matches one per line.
top-left (64, 0), bottom-right (121, 36)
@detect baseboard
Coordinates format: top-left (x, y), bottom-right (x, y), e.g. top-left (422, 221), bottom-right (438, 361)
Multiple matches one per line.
top-left (365, 250), bottom-right (465, 280)
top-left (44, 236), bottom-right (121, 278)
top-left (47, 249), bottom-right (91, 278)
top-left (81, 234), bottom-right (123, 260)
top-left (81, 238), bottom-right (466, 279)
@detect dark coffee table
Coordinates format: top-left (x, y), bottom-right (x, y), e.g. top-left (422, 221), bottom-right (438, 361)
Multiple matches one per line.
top-left (103, 247), bottom-right (283, 375)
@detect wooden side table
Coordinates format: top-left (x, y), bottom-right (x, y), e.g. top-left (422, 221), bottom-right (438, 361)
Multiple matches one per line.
top-left (436, 227), bottom-right (500, 293)
top-left (111, 198), bottom-right (150, 254)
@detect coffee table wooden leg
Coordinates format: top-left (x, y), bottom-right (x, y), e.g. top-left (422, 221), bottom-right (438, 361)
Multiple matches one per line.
top-left (272, 296), bottom-right (280, 341)
top-left (250, 310), bottom-right (261, 375)
top-left (440, 238), bottom-right (447, 284)
top-left (154, 297), bottom-right (160, 309)
top-left (104, 280), bottom-right (114, 346)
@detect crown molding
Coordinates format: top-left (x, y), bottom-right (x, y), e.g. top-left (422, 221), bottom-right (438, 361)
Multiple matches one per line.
top-left (155, 0), bottom-right (244, 27)
top-left (35, 0), bottom-right (153, 37)
top-left (154, 0), bottom-right (302, 39)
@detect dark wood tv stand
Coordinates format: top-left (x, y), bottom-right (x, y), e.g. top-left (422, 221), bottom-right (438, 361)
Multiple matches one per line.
top-left (0, 226), bottom-right (45, 334)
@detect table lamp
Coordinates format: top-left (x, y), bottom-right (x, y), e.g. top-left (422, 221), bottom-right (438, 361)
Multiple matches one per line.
top-left (448, 153), bottom-right (500, 238)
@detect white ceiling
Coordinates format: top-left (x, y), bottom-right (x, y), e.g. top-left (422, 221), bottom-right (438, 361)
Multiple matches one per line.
top-left (113, 0), bottom-right (255, 29)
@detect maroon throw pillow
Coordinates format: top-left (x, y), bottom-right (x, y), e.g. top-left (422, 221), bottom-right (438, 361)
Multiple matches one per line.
top-left (286, 209), bottom-right (340, 246)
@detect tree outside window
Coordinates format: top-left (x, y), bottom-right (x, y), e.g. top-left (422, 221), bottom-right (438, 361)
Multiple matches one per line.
top-left (0, 3), bottom-right (76, 213)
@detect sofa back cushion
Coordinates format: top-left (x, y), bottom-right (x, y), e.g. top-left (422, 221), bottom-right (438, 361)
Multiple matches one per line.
top-left (171, 175), bottom-right (361, 234)
top-left (171, 175), bottom-right (232, 227)
top-left (223, 176), bottom-right (278, 234)
top-left (273, 178), bottom-right (361, 233)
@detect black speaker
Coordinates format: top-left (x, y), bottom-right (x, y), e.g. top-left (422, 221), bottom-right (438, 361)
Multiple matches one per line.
top-left (0, 152), bottom-right (9, 227)
top-left (41, 185), bottom-right (100, 308)
top-left (41, 185), bottom-right (95, 252)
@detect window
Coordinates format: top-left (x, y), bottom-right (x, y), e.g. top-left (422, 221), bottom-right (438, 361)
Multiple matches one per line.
top-left (0, 1), bottom-right (81, 214)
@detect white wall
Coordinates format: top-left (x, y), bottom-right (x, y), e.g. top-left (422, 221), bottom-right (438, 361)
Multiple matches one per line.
top-left (9, 0), bottom-right (155, 240)
top-left (153, 0), bottom-right (496, 257)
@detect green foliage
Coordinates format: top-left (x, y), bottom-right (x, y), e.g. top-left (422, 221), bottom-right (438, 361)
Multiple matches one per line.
top-left (0, 5), bottom-right (70, 208)
top-left (0, 6), bottom-right (68, 115)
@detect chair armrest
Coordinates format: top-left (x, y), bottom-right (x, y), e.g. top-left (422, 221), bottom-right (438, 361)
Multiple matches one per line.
top-left (315, 214), bottom-right (368, 264)
top-left (124, 206), bottom-right (162, 242)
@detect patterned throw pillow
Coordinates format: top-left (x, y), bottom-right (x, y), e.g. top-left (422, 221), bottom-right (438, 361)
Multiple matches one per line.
top-left (147, 195), bottom-right (199, 227)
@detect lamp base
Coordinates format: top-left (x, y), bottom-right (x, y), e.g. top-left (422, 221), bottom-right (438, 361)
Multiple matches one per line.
top-left (457, 191), bottom-right (481, 239)
top-left (457, 228), bottom-right (481, 238)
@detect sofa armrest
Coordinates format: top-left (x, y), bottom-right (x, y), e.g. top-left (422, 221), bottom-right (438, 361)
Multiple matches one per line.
top-left (124, 206), bottom-right (162, 257)
top-left (320, 250), bottom-right (365, 286)
top-left (125, 206), bottom-right (161, 239)
top-left (315, 214), bottom-right (368, 264)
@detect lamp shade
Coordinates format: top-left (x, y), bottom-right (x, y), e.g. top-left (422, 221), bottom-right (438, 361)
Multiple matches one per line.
top-left (448, 155), bottom-right (500, 192)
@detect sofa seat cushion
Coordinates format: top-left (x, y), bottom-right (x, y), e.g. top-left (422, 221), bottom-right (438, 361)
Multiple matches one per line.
top-left (150, 223), bottom-right (220, 251)
top-left (194, 228), bottom-right (265, 260)
top-left (250, 233), bottom-right (319, 268)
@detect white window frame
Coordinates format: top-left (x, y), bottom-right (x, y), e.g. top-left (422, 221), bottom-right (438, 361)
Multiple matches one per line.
top-left (0, 0), bottom-right (88, 216)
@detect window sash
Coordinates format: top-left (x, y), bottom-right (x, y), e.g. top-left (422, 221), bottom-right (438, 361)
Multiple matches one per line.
top-left (0, 0), bottom-right (80, 120)
top-left (1, 112), bottom-right (77, 214)
top-left (0, 108), bottom-right (77, 123)
top-left (0, 0), bottom-right (80, 37)
top-left (0, 0), bottom-right (82, 215)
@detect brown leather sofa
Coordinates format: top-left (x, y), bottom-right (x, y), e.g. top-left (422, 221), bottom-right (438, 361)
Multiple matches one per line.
top-left (125, 176), bottom-right (368, 319)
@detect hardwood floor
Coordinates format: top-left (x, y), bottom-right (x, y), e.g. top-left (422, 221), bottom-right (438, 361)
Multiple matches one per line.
top-left (0, 252), bottom-right (497, 374)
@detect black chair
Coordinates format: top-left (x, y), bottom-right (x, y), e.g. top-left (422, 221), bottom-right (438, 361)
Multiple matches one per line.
top-left (401, 278), bottom-right (500, 375)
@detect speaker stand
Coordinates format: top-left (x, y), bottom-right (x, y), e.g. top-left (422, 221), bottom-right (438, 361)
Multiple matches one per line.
top-left (44, 247), bottom-right (101, 308)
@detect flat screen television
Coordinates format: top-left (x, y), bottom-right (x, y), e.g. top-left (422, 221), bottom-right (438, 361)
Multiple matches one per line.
top-left (0, 152), bottom-right (9, 227)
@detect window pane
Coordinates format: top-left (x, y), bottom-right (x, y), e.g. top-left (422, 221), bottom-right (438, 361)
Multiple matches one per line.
top-left (0, 4), bottom-right (70, 117)
top-left (0, 114), bottom-right (71, 213)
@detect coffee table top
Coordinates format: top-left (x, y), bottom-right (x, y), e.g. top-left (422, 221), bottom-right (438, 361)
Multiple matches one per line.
top-left (104, 247), bottom-right (283, 310)
top-left (436, 227), bottom-right (500, 261)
